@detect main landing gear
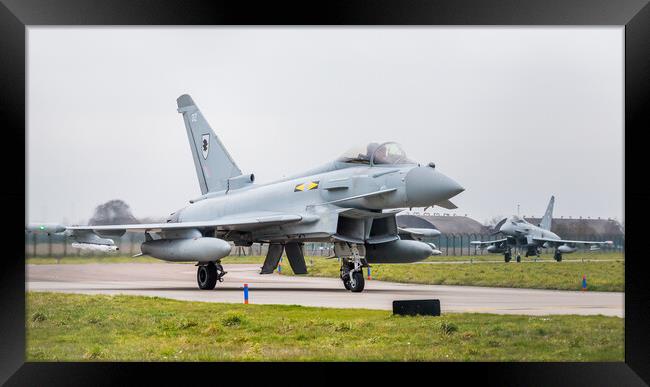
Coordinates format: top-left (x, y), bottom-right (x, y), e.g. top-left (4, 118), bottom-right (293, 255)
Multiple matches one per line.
top-left (339, 244), bottom-right (366, 293)
top-left (554, 250), bottom-right (563, 262)
top-left (197, 261), bottom-right (227, 290)
top-left (504, 249), bottom-right (524, 263)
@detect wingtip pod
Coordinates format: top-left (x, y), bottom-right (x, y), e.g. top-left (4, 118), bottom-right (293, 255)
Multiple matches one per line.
top-left (176, 94), bottom-right (196, 109)
top-left (26, 223), bottom-right (66, 234)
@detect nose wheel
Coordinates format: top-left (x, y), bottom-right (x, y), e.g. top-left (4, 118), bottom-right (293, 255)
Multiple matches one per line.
top-left (343, 271), bottom-right (365, 292)
top-left (339, 244), bottom-right (366, 292)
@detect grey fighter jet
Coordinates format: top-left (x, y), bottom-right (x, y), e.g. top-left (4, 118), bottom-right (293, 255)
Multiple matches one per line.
top-left (26, 94), bottom-right (464, 292)
top-left (470, 196), bottom-right (613, 262)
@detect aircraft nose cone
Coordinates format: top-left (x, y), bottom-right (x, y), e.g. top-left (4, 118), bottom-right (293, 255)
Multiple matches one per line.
top-left (405, 166), bottom-right (464, 207)
top-left (499, 221), bottom-right (512, 234)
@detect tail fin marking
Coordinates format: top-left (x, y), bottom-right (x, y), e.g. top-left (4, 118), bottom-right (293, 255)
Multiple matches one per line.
top-left (177, 94), bottom-right (242, 194)
top-left (539, 195), bottom-right (555, 230)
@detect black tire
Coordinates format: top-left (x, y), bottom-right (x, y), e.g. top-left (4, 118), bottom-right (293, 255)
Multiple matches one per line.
top-left (349, 271), bottom-right (365, 293)
top-left (516, 255), bottom-right (521, 263)
top-left (504, 253), bottom-right (511, 263)
top-left (342, 277), bottom-right (351, 290)
top-left (197, 263), bottom-right (217, 290)
top-left (554, 252), bottom-right (562, 262)
top-left (341, 262), bottom-right (354, 290)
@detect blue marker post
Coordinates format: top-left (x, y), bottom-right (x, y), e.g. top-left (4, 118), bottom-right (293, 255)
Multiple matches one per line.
top-left (367, 266), bottom-right (371, 280)
top-left (582, 275), bottom-right (587, 291)
top-left (278, 257), bottom-right (282, 274)
top-left (244, 283), bottom-right (249, 304)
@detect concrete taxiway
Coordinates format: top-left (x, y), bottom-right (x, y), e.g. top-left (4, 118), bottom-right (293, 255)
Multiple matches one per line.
top-left (26, 263), bottom-right (624, 317)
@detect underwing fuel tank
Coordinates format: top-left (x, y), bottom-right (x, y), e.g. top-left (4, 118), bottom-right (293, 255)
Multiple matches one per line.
top-left (557, 245), bottom-right (577, 254)
top-left (365, 239), bottom-right (434, 263)
top-left (141, 237), bottom-right (232, 262)
top-left (486, 245), bottom-right (506, 254)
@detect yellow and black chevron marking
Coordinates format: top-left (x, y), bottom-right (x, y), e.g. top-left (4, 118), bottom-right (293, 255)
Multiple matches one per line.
top-left (294, 181), bottom-right (319, 192)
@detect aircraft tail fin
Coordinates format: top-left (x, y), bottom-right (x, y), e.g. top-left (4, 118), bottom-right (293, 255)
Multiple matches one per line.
top-left (177, 94), bottom-right (242, 194)
top-left (539, 195), bottom-right (555, 230)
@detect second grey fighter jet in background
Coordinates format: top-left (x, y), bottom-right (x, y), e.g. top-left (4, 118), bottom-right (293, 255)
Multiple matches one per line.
top-left (471, 196), bottom-right (612, 262)
top-left (27, 94), bottom-right (464, 292)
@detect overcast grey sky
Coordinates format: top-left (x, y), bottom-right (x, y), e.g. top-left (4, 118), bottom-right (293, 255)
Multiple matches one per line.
top-left (27, 27), bottom-right (623, 225)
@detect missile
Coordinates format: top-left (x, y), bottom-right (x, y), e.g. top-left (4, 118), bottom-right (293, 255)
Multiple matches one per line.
top-left (365, 239), bottom-right (434, 263)
top-left (71, 242), bottom-right (118, 252)
top-left (426, 242), bottom-right (442, 255)
top-left (141, 237), bottom-right (232, 262)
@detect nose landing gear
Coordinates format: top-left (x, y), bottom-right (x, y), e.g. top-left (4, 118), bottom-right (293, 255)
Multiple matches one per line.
top-left (339, 244), bottom-right (366, 292)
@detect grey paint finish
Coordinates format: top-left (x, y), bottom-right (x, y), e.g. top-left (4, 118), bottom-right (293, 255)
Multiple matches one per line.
top-left (177, 94), bottom-right (242, 194)
top-left (27, 94), bottom-right (465, 273)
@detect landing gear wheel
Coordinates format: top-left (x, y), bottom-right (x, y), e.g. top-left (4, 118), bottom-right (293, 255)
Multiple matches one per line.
top-left (340, 261), bottom-right (353, 290)
top-left (197, 263), bottom-right (218, 290)
top-left (516, 255), bottom-right (521, 263)
top-left (504, 252), bottom-right (511, 263)
top-left (348, 271), bottom-right (365, 293)
top-left (554, 252), bottom-right (563, 262)
top-left (342, 277), bottom-right (352, 290)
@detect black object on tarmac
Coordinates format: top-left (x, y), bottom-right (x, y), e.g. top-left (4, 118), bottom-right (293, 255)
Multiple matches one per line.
top-left (393, 299), bottom-right (441, 316)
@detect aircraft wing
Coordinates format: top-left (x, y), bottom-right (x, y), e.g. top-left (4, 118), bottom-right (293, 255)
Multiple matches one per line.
top-left (66, 213), bottom-right (303, 233)
top-left (30, 212), bottom-right (304, 236)
top-left (436, 199), bottom-right (458, 210)
top-left (470, 238), bottom-right (508, 246)
top-left (532, 237), bottom-right (613, 247)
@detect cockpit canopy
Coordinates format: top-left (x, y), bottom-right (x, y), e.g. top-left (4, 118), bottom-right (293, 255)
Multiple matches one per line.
top-left (336, 142), bottom-right (416, 166)
top-left (510, 216), bottom-right (527, 224)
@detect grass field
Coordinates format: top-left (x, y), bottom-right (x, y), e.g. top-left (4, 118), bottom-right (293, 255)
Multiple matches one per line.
top-left (280, 255), bottom-right (624, 292)
top-left (27, 292), bottom-right (623, 362)
top-left (26, 251), bottom-right (623, 265)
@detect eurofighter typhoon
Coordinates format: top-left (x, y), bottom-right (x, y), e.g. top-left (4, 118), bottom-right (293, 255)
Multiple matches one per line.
top-left (471, 196), bottom-right (613, 262)
top-left (27, 95), bottom-right (464, 292)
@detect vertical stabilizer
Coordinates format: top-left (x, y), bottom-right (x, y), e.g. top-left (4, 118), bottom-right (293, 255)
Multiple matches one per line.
top-left (177, 94), bottom-right (242, 194)
top-left (539, 195), bottom-right (555, 230)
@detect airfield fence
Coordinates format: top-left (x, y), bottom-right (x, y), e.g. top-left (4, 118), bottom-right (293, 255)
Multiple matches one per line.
top-left (25, 233), bottom-right (625, 259)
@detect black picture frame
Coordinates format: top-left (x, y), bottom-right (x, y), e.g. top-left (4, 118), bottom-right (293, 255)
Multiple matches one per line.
top-left (2, 0), bottom-right (648, 385)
